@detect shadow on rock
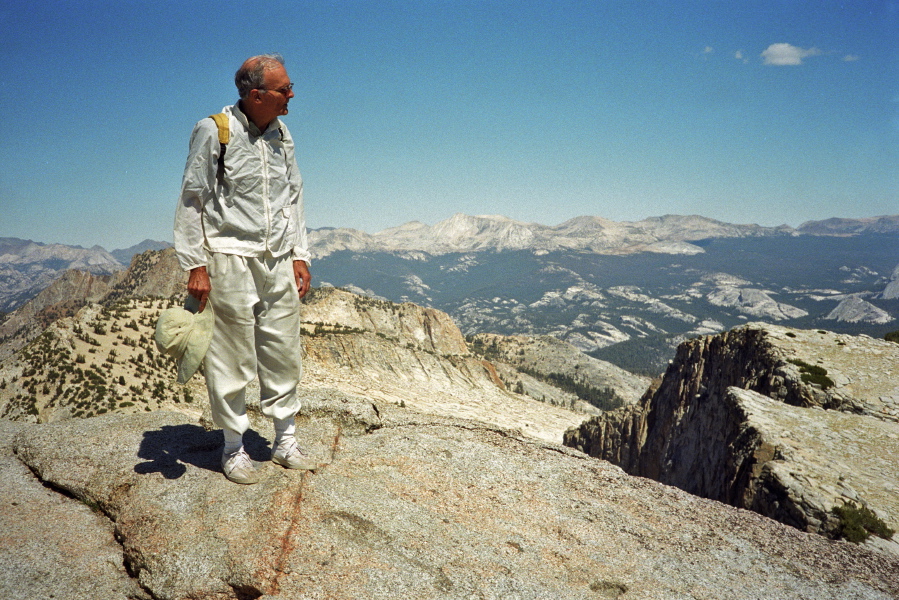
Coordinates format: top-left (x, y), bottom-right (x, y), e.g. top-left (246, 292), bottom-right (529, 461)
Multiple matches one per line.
top-left (134, 424), bottom-right (271, 479)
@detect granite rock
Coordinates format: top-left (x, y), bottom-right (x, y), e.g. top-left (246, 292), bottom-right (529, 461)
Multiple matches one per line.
top-left (5, 398), bottom-right (899, 600)
top-left (564, 323), bottom-right (899, 549)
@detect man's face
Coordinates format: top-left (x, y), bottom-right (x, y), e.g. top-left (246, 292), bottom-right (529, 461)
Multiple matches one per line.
top-left (257, 65), bottom-right (294, 122)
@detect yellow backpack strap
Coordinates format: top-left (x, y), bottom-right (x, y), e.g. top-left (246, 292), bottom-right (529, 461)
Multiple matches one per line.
top-left (209, 112), bottom-right (230, 145)
top-left (208, 113), bottom-right (230, 179)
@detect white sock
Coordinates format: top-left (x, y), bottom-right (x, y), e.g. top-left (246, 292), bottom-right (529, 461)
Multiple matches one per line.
top-left (274, 417), bottom-right (296, 447)
top-left (223, 428), bottom-right (243, 454)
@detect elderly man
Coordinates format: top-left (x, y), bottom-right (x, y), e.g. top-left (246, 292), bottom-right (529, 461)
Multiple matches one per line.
top-left (174, 54), bottom-right (313, 484)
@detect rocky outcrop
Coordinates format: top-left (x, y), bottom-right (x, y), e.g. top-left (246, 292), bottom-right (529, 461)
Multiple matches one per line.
top-left (564, 323), bottom-right (899, 549)
top-left (4, 398), bottom-right (899, 600)
top-left (826, 295), bottom-right (894, 324)
top-left (706, 285), bottom-right (808, 320)
top-left (0, 420), bottom-right (147, 600)
top-left (303, 286), bottom-right (467, 356)
top-left (0, 283), bottom-right (592, 445)
top-left (103, 246), bottom-right (187, 304)
top-left (879, 264), bottom-right (899, 299)
top-left (299, 287), bottom-right (590, 443)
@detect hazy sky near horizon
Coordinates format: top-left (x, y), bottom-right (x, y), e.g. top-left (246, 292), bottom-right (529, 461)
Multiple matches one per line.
top-left (1, 0), bottom-right (897, 250)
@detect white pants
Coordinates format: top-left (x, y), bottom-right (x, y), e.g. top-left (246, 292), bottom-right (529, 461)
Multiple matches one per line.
top-left (204, 252), bottom-right (302, 434)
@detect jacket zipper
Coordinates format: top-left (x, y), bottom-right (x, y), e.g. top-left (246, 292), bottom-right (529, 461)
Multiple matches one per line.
top-left (260, 137), bottom-right (272, 253)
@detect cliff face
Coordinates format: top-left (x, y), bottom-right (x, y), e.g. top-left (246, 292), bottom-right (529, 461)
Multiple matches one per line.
top-left (564, 323), bottom-right (899, 549)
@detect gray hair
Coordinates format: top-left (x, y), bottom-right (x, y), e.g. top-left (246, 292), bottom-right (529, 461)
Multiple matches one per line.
top-left (235, 54), bottom-right (285, 99)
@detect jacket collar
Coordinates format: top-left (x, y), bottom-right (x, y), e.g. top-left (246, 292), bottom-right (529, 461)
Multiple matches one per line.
top-left (229, 102), bottom-right (282, 138)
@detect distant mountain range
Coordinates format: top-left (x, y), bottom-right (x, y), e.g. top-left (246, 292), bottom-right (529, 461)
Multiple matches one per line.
top-left (306, 213), bottom-right (899, 259)
top-left (795, 215), bottom-right (899, 236)
top-left (0, 238), bottom-right (170, 312)
top-left (306, 213), bottom-right (899, 374)
top-left (109, 239), bottom-right (172, 264)
top-left (3, 214), bottom-right (899, 374)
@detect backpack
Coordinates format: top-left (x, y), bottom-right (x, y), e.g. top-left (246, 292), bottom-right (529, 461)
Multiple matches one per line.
top-left (209, 113), bottom-right (230, 180)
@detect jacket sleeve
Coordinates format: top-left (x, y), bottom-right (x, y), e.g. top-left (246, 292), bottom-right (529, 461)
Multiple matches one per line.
top-left (284, 131), bottom-right (312, 265)
top-left (173, 119), bottom-right (219, 271)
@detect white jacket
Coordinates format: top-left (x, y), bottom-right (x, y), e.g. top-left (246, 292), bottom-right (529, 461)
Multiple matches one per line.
top-left (174, 103), bottom-right (311, 271)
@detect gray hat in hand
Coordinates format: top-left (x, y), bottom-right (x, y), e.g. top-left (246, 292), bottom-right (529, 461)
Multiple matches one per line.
top-left (154, 295), bottom-right (215, 384)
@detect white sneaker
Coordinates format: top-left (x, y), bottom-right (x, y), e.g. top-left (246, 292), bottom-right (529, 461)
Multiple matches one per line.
top-left (271, 439), bottom-right (317, 471)
top-left (221, 448), bottom-right (260, 484)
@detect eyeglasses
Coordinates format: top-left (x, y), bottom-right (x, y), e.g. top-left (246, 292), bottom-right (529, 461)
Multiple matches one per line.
top-left (260, 83), bottom-right (294, 95)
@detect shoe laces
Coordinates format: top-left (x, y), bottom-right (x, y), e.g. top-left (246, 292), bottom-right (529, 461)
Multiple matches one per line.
top-left (276, 438), bottom-right (306, 459)
top-left (225, 448), bottom-right (253, 471)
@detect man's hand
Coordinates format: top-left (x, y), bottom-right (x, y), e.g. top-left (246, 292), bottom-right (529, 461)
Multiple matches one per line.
top-left (293, 260), bottom-right (311, 299)
top-left (187, 266), bottom-right (212, 312)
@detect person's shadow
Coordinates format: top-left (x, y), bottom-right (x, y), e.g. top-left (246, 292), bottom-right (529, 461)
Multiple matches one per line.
top-left (134, 424), bottom-right (272, 479)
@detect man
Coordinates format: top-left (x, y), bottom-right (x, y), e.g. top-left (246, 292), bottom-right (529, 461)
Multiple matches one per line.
top-left (174, 54), bottom-right (313, 484)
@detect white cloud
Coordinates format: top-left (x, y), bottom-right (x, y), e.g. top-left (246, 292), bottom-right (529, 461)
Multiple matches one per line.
top-left (843, 54), bottom-right (860, 62)
top-left (703, 46), bottom-right (714, 54)
top-left (734, 50), bottom-right (749, 64)
top-left (761, 43), bottom-right (822, 66)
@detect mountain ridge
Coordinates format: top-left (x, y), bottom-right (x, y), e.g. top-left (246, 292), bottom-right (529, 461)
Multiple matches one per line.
top-left (0, 237), bottom-right (171, 312)
top-left (4, 212), bottom-right (897, 313)
top-left (308, 212), bottom-right (805, 259)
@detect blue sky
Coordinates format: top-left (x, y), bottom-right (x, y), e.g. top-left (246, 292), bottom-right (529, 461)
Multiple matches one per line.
top-left (0, 0), bottom-right (897, 250)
